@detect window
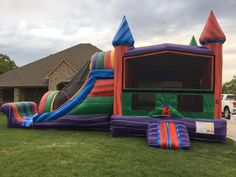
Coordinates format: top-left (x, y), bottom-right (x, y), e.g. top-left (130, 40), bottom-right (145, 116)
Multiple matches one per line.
top-left (2, 89), bottom-right (14, 102)
top-left (132, 94), bottom-right (155, 111)
top-left (226, 95), bottom-right (236, 101)
top-left (177, 95), bottom-right (203, 112)
top-left (57, 82), bottom-right (68, 90)
top-left (124, 52), bottom-right (213, 90)
top-left (24, 88), bottom-right (48, 103)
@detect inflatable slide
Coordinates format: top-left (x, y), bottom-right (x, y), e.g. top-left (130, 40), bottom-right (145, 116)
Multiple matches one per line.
top-left (1, 51), bottom-right (115, 130)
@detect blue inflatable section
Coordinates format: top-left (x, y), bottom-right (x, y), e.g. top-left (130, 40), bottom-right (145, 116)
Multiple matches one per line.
top-left (112, 16), bottom-right (134, 47)
top-left (22, 70), bottom-right (114, 126)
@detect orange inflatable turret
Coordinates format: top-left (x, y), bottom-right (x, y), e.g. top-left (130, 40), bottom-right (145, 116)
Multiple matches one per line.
top-left (199, 11), bottom-right (226, 118)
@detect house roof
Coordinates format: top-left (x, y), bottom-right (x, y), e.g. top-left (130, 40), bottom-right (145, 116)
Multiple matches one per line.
top-left (0, 43), bottom-right (101, 87)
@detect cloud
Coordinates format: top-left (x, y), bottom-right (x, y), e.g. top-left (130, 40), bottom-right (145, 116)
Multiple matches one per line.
top-left (0, 0), bottom-right (235, 82)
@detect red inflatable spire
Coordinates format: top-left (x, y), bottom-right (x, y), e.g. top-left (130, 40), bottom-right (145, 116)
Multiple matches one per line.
top-left (199, 11), bottom-right (226, 45)
top-left (200, 11), bottom-right (226, 118)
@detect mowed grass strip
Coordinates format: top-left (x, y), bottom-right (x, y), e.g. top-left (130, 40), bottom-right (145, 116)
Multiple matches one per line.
top-left (0, 115), bottom-right (235, 177)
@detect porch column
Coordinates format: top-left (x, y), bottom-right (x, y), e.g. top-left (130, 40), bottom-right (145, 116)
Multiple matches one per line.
top-left (14, 88), bottom-right (21, 102)
top-left (0, 89), bottom-right (3, 104)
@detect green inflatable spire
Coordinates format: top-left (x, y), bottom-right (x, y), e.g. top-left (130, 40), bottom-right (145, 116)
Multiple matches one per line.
top-left (189, 36), bottom-right (198, 46)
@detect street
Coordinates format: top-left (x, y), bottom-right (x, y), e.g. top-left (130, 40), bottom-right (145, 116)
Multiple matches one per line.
top-left (226, 115), bottom-right (236, 141)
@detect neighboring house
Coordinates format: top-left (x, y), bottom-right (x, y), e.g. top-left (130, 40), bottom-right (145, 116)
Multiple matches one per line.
top-left (0, 43), bottom-right (101, 104)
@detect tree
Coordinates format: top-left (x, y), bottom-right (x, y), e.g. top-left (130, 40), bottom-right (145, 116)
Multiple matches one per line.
top-left (0, 54), bottom-right (17, 74)
top-left (222, 75), bottom-right (236, 94)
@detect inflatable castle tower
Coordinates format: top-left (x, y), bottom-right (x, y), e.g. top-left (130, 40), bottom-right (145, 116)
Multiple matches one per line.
top-left (199, 11), bottom-right (226, 118)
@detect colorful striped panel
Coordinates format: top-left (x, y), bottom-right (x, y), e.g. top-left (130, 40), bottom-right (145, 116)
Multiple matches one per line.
top-left (68, 96), bottom-right (113, 115)
top-left (0, 102), bottom-right (38, 127)
top-left (88, 79), bottom-right (114, 97)
top-left (90, 51), bottom-right (115, 69)
top-left (200, 11), bottom-right (226, 45)
top-left (113, 46), bottom-right (129, 116)
top-left (147, 122), bottom-right (190, 150)
top-left (38, 91), bottom-right (59, 113)
top-left (33, 114), bottom-right (111, 131)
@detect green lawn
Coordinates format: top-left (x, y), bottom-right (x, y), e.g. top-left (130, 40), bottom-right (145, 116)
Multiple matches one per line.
top-left (0, 116), bottom-right (235, 177)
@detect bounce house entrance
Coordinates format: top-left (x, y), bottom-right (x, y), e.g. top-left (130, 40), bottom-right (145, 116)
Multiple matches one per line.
top-left (124, 52), bottom-right (213, 90)
top-left (122, 52), bottom-right (214, 118)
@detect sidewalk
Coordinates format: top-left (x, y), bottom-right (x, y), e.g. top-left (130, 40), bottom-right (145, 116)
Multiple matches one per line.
top-left (226, 115), bottom-right (236, 141)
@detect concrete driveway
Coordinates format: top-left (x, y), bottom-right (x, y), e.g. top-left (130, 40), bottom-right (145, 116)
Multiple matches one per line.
top-left (226, 115), bottom-right (236, 141)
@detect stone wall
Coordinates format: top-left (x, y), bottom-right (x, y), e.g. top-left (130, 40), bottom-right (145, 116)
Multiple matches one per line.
top-left (48, 60), bottom-right (77, 90)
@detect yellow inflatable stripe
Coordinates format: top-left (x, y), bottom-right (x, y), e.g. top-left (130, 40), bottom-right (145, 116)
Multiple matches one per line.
top-left (110, 50), bottom-right (115, 68)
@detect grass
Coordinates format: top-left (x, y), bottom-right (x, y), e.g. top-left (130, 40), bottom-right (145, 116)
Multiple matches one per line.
top-left (0, 115), bottom-right (235, 177)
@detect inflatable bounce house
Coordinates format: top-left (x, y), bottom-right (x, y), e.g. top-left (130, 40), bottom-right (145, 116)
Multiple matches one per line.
top-left (1, 11), bottom-right (227, 150)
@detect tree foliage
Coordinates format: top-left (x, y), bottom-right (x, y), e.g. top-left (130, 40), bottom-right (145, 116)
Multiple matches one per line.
top-left (222, 75), bottom-right (236, 94)
top-left (0, 54), bottom-right (17, 74)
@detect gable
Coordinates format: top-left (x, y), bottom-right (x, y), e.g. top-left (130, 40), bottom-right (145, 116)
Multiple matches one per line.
top-left (46, 59), bottom-right (77, 79)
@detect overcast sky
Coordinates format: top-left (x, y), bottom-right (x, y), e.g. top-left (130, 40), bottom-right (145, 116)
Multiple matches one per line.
top-left (0, 0), bottom-right (235, 82)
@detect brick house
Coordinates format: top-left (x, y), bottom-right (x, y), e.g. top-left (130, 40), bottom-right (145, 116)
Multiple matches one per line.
top-left (0, 43), bottom-right (101, 104)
